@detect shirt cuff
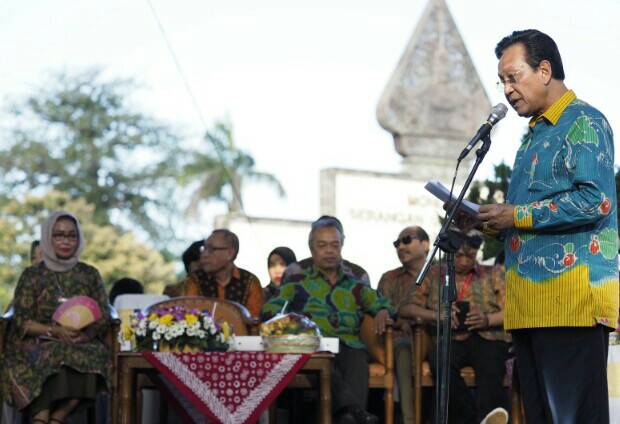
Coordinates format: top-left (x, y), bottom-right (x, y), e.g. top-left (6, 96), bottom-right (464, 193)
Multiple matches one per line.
top-left (514, 204), bottom-right (534, 229)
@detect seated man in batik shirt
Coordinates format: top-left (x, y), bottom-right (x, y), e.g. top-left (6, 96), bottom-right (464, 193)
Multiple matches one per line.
top-left (262, 216), bottom-right (394, 424)
top-left (179, 229), bottom-right (264, 318)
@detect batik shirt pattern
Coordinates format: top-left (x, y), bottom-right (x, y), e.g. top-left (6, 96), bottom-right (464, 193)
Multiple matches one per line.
top-left (504, 90), bottom-right (619, 330)
top-left (261, 265), bottom-right (394, 350)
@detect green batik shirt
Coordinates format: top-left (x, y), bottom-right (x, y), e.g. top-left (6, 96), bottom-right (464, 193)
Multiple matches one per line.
top-left (261, 265), bottom-right (395, 350)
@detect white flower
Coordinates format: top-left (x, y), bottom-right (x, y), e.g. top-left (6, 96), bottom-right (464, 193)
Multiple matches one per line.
top-left (152, 332), bottom-right (161, 341)
top-left (156, 324), bottom-right (167, 334)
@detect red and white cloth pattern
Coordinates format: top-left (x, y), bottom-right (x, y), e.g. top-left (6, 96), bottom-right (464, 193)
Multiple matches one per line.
top-left (143, 351), bottom-right (311, 424)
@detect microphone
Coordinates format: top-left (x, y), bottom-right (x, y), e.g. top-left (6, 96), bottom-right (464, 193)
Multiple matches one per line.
top-left (457, 104), bottom-right (508, 161)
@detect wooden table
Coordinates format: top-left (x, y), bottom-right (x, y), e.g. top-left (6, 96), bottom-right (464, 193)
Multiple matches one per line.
top-left (113, 352), bottom-right (334, 424)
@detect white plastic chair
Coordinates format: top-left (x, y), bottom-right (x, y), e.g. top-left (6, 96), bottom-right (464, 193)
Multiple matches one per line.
top-left (113, 294), bottom-right (170, 352)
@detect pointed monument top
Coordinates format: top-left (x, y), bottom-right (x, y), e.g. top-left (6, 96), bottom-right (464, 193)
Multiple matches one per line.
top-left (377, 0), bottom-right (491, 183)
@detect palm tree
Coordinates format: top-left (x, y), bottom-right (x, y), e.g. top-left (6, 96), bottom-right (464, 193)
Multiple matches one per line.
top-left (179, 119), bottom-right (285, 216)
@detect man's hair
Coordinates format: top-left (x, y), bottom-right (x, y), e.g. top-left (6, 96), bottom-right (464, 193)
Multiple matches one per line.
top-left (30, 240), bottom-right (40, 262)
top-left (211, 229), bottom-right (240, 260)
top-left (109, 277), bottom-right (144, 304)
top-left (448, 226), bottom-right (483, 250)
top-left (412, 226), bottom-right (430, 244)
top-left (495, 29), bottom-right (565, 81)
top-left (308, 215), bottom-right (344, 247)
top-left (182, 240), bottom-right (204, 273)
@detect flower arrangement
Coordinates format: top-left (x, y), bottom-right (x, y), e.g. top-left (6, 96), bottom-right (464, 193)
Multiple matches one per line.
top-left (120, 305), bottom-right (232, 352)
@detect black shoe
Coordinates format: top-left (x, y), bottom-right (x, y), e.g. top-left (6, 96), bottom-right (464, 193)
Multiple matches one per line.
top-left (336, 411), bottom-right (357, 424)
top-left (352, 408), bottom-right (379, 424)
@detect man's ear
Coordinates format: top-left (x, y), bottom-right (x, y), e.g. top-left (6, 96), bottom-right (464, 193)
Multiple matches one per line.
top-left (422, 240), bottom-right (430, 253)
top-left (539, 60), bottom-right (553, 84)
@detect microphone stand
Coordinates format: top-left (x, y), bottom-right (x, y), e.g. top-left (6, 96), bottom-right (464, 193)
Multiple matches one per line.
top-left (415, 134), bottom-right (492, 424)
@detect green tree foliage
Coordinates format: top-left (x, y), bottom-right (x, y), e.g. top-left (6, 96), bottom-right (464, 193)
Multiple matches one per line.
top-left (0, 191), bottom-right (176, 309)
top-left (178, 119), bottom-right (285, 215)
top-left (0, 70), bottom-right (181, 242)
top-left (467, 162), bottom-right (513, 261)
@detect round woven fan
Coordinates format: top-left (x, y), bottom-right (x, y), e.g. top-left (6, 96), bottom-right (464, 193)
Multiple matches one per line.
top-left (52, 296), bottom-right (102, 329)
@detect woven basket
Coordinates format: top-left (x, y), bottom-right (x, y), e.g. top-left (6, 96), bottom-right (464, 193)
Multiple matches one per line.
top-left (262, 334), bottom-right (320, 353)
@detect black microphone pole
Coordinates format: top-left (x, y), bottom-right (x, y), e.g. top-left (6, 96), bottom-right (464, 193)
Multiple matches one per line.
top-left (416, 135), bottom-right (493, 424)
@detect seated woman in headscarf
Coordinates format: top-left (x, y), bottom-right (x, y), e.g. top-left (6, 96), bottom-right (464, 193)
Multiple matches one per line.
top-left (0, 211), bottom-right (112, 424)
top-left (264, 247), bottom-right (297, 301)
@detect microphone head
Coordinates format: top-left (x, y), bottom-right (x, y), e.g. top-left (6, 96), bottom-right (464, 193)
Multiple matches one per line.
top-left (488, 104), bottom-right (508, 125)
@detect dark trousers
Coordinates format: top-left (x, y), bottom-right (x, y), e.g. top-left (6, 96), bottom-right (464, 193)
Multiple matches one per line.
top-left (332, 343), bottom-right (370, 414)
top-left (512, 325), bottom-right (610, 424)
top-left (428, 333), bottom-right (509, 424)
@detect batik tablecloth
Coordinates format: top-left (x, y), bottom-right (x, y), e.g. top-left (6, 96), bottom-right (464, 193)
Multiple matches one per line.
top-left (143, 351), bottom-right (311, 424)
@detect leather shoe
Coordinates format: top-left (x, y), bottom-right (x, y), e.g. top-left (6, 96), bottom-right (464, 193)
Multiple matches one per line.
top-left (352, 408), bottom-right (379, 424)
top-left (336, 411), bottom-right (357, 424)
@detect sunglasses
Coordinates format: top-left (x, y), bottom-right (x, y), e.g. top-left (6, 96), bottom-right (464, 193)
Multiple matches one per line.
top-left (393, 235), bottom-right (419, 248)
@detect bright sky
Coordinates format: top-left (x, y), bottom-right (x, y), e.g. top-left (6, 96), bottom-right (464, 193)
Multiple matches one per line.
top-left (1, 0), bottom-right (619, 245)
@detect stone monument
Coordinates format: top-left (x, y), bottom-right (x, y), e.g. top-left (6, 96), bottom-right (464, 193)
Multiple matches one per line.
top-left (377, 0), bottom-right (490, 184)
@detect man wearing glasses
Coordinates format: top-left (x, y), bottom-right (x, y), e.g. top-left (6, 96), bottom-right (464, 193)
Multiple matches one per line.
top-left (262, 217), bottom-right (393, 424)
top-left (475, 29), bottom-right (618, 423)
top-left (377, 226), bottom-right (430, 424)
top-left (179, 229), bottom-right (264, 318)
top-left (400, 228), bottom-right (510, 424)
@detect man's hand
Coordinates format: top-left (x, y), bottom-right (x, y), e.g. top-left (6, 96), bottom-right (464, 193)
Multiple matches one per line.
top-left (465, 311), bottom-right (489, 331)
top-left (439, 305), bottom-right (460, 329)
top-left (477, 203), bottom-right (516, 231)
top-left (393, 318), bottom-right (412, 338)
top-left (443, 202), bottom-right (477, 232)
top-left (374, 309), bottom-right (391, 335)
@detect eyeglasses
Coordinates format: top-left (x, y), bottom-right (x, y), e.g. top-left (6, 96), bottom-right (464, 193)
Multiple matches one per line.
top-left (199, 245), bottom-right (230, 253)
top-left (393, 235), bottom-right (419, 248)
top-left (52, 232), bottom-right (78, 242)
top-left (496, 69), bottom-right (525, 92)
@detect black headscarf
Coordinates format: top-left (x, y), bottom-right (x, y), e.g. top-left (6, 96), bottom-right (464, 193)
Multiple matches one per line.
top-left (268, 247), bottom-right (297, 267)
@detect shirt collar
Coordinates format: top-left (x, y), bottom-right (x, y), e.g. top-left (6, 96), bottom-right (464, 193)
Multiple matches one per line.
top-left (309, 264), bottom-right (347, 283)
top-left (396, 266), bottom-right (419, 278)
top-left (529, 89), bottom-right (576, 127)
top-left (200, 264), bottom-right (240, 282)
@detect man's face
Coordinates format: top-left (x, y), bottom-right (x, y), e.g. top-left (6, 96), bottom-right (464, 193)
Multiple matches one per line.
top-left (394, 228), bottom-right (428, 268)
top-left (200, 232), bottom-right (234, 274)
top-left (310, 226), bottom-right (342, 273)
top-left (455, 246), bottom-right (478, 275)
top-left (498, 43), bottom-right (546, 117)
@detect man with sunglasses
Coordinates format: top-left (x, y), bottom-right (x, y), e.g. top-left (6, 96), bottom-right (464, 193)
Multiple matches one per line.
top-left (377, 226), bottom-right (430, 424)
top-left (475, 29), bottom-right (618, 423)
top-left (178, 229), bottom-right (264, 318)
top-left (401, 228), bottom-right (510, 424)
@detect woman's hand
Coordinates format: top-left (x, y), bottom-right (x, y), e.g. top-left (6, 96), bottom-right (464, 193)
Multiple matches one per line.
top-left (52, 326), bottom-right (82, 343)
top-left (72, 330), bottom-right (92, 344)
